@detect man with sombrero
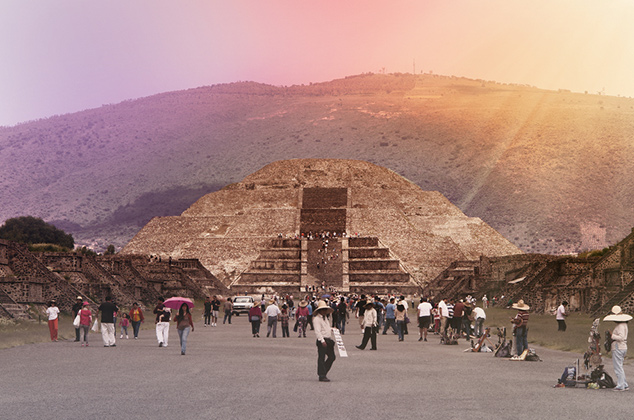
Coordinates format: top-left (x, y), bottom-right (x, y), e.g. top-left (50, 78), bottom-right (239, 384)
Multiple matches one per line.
top-left (313, 300), bottom-right (336, 382)
top-left (510, 299), bottom-right (530, 356)
top-left (604, 305), bottom-right (631, 391)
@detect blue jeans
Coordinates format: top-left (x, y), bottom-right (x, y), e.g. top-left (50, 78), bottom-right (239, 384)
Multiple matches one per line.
top-left (178, 326), bottom-right (191, 354)
top-left (383, 318), bottom-right (397, 334)
top-left (612, 343), bottom-right (628, 389)
top-left (223, 310), bottom-right (232, 324)
top-left (131, 320), bottom-right (141, 338)
top-left (515, 326), bottom-right (528, 355)
top-left (337, 315), bottom-right (346, 334)
top-left (396, 320), bottom-right (405, 340)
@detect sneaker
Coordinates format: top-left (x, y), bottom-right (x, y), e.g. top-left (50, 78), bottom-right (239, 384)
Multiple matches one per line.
top-left (418, 337), bottom-right (423, 341)
top-left (424, 338), bottom-right (427, 342)
top-left (126, 335), bottom-right (129, 339)
top-left (181, 351), bottom-right (185, 355)
top-left (134, 337), bottom-right (138, 340)
top-left (120, 335), bottom-right (123, 339)
top-left (110, 344), bottom-right (116, 347)
top-left (159, 342), bottom-right (163, 347)
top-left (81, 343), bottom-right (85, 347)
top-left (613, 388), bottom-right (626, 392)
top-left (319, 377), bottom-right (330, 382)
top-left (86, 343), bottom-right (89, 347)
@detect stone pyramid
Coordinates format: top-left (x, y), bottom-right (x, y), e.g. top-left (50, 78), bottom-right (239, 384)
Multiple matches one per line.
top-left (122, 159), bottom-right (521, 292)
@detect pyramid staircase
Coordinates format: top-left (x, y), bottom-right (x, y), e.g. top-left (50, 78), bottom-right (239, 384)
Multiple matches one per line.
top-left (591, 277), bottom-right (634, 317)
top-left (428, 260), bottom-right (479, 299)
top-left (0, 286), bottom-right (30, 319)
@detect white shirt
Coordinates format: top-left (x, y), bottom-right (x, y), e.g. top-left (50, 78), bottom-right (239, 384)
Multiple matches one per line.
top-left (417, 302), bottom-right (432, 317)
top-left (362, 308), bottom-right (377, 328)
top-left (438, 300), bottom-right (449, 317)
top-left (313, 313), bottom-right (332, 343)
top-left (555, 305), bottom-right (567, 320)
top-left (612, 322), bottom-right (628, 351)
top-left (264, 304), bottom-right (281, 318)
top-left (473, 307), bottom-right (486, 320)
top-left (46, 306), bottom-right (60, 321)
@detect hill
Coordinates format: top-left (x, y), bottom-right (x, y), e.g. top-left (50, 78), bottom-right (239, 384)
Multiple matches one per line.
top-left (1, 73), bottom-right (633, 253)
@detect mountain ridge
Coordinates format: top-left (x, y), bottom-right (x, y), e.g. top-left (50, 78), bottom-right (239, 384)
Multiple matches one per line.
top-left (1, 73), bottom-right (632, 253)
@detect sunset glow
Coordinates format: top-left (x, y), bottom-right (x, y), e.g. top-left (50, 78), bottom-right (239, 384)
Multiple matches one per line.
top-left (1, 0), bottom-right (634, 126)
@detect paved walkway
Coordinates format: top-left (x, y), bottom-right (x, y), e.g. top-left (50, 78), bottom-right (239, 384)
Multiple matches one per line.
top-left (1, 316), bottom-right (632, 419)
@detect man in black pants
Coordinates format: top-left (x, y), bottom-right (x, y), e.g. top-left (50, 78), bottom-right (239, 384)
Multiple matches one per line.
top-left (72, 296), bottom-right (83, 342)
top-left (313, 301), bottom-right (336, 382)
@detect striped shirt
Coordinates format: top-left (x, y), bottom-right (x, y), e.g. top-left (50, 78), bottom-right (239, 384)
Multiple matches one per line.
top-left (512, 311), bottom-right (529, 328)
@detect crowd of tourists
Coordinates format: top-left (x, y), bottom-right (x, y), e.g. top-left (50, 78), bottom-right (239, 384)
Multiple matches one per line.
top-left (47, 288), bottom-right (628, 387)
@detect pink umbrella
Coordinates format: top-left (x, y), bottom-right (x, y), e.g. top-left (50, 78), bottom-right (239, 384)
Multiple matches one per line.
top-left (163, 297), bottom-right (194, 310)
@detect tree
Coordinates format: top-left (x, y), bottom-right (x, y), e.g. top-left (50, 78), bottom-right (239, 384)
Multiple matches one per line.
top-left (0, 216), bottom-right (74, 249)
top-left (105, 244), bottom-right (116, 255)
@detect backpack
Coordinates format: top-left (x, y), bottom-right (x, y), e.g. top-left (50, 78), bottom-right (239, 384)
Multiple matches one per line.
top-left (559, 366), bottom-right (577, 387)
top-left (495, 340), bottom-right (513, 358)
top-left (590, 365), bottom-right (616, 389)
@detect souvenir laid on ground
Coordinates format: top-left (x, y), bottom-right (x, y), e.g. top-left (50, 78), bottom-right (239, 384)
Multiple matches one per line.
top-left (332, 328), bottom-right (348, 357)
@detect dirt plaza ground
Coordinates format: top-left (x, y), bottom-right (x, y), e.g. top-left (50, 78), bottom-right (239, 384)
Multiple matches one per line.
top-left (1, 315), bottom-right (632, 420)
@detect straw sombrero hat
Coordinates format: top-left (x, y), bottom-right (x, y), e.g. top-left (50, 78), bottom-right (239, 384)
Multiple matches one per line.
top-left (604, 305), bottom-right (633, 322)
top-left (512, 300), bottom-right (530, 311)
top-left (299, 300), bottom-right (308, 307)
top-left (313, 300), bottom-right (333, 315)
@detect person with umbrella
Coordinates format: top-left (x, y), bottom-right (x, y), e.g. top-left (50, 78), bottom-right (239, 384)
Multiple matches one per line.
top-left (174, 303), bottom-right (195, 355)
top-left (604, 305), bottom-right (631, 391)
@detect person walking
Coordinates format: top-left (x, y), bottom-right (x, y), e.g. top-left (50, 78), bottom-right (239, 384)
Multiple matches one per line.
top-left (313, 300), bottom-right (336, 382)
top-left (174, 303), bottom-right (194, 355)
top-left (417, 297), bottom-right (432, 342)
top-left (129, 302), bottom-right (144, 339)
top-left (248, 302), bottom-right (263, 337)
top-left (119, 313), bottom-right (130, 339)
top-left (46, 300), bottom-right (60, 342)
top-left (264, 299), bottom-right (281, 338)
top-left (98, 296), bottom-right (118, 347)
top-left (78, 302), bottom-right (92, 347)
top-left (383, 297), bottom-right (397, 335)
top-left (336, 297), bottom-right (348, 334)
top-left (510, 299), bottom-right (530, 356)
top-left (203, 297), bottom-right (212, 327)
top-left (604, 305), bottom-right (631, 391)
top-left (153, 297), bottom-right (170, 347)
top-left (211, 295), bottom-right (221, 327)
top-left (72, 296), bottom-right (83, 342)
top-left (395, 301), bottom-right (407, 341)
top-left (296, 300), bottom-right (310, 338)
top-left (223, 297), bottom-right (233, 324)
top-left (280, 304), bottom-right (290, 338)
top-left (356, 301), bottom-right (378, 350)
top-left (556, 301), bottom-right (569, 332)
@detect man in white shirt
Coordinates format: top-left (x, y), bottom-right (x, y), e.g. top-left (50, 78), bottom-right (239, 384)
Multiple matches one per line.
top-left (356, 302), bottom-right (378, 350)
top-left (438, 299), bottom-right (449, 338)
top-left (417, 298), bottom-right (433, 342)
top-left (264, 300), bottom-right (281, 338)
top-left (556, 301), bottom-right (568, 331)
top-left (472, 306), bottom-right (486, 337)
top-left (313, 301), bottom-right (336, 382)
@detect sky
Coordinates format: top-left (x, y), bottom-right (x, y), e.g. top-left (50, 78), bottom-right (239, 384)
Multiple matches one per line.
top-left (1, 0), bottom-right (634, 127)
